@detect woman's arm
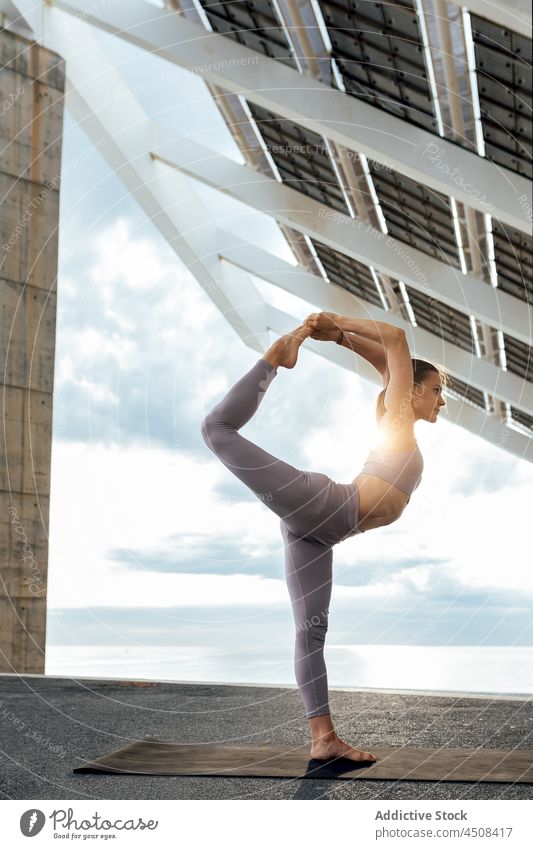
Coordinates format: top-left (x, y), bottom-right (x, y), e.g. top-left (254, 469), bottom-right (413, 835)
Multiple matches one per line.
top-left (305, 311), bottom-right (403, 349)
top-left (305, 313), bottom-right (413, 423)
top-left (338, 315), bottom-right (402, 346)
top-left (382, 331), bottom-right (415, 422)
top-left (340, 331), bottom-right (390, 384)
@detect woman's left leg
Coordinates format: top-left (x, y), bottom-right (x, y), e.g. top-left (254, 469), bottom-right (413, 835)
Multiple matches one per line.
top-left (281, 520), bottom-right (377, 762)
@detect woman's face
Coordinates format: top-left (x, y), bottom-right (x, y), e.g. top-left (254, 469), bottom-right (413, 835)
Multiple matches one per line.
top-left (411, 373), bottom-right (446, 422)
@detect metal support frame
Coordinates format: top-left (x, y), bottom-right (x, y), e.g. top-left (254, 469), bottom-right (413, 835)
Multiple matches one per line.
top-left (22, 0), bottom-right (533, 234)
top-left (8, 0), bottom-right (533, 461)
top-left (266, 303), bottom-right (533, 461)
top-left (151, 131), bottom-right (531, 346)
top-left (424, 0), bottom-right (508, 422)
top-left (9, 0), bottom-right (271, 353)
top-left (218, 235), bottom-right (532, 416)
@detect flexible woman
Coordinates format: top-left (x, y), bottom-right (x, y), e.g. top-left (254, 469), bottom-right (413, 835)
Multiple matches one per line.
top-left (200, 311), bottom-right (449, 763)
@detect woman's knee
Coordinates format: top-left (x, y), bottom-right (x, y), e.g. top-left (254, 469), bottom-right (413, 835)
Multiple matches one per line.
top-left (295, 611), bottom-right (329, 644)
top-left (200, 413), bottom-right (230, 452)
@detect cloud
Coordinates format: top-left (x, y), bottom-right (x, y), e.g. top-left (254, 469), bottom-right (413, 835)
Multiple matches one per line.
top-left (108, 536), bottom-right (450, 582)
top-left (448, 445), bottom-right (520, 496)
top-left (108, 534), bottom-right (280, 578)
top-left (55, 212), bottom-right (352, 463)
top-left (46, 597), bottom-right (533, 652)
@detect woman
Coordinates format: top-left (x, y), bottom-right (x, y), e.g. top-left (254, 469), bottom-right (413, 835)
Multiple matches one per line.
top-left (200, 311), bottom-right (450, 764)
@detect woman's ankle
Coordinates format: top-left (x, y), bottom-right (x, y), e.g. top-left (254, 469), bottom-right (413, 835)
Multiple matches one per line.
top-left (261, 355), bottom-right (278, 370)
top-left (313, 729), bottom-right (336, 742)
top-left (308, 713), bottom-right (336, 742)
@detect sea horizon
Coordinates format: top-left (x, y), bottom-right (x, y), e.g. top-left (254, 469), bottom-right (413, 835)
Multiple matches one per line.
top-left (45, 644), bottom-right (533, 697)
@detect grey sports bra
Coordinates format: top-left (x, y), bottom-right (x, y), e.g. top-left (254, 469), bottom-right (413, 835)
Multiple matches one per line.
top-left (361, 442), bottom-right (424, 498)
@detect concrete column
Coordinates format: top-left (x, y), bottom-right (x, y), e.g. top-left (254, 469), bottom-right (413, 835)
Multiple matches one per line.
top-left (0, 26), bottom-right (64, 673)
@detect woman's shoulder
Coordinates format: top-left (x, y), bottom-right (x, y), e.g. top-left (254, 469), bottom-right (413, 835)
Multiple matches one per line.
top-left (375, 412), bottom-right (417, 452)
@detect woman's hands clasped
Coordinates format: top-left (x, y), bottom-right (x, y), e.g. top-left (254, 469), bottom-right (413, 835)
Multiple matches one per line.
top-left (304, 311), bottom-right (343, 339)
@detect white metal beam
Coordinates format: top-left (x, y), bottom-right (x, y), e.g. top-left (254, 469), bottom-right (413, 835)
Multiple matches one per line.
top-left (0, 0), bottom-right (32, 31)
top-left (152, 132), bottom-right (532, 346)
top-left (9, 0), bottom-right (270, 354)
top-left (218, 235), bottom-right (533, 416)
top-left (45, 0), bottom-right (533, 234)
top-left (266, 304), bottom-right (533, 463)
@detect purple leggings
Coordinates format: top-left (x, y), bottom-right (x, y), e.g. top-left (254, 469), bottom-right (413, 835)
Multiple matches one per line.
top-left (200, 357), bottom-right (362, 718)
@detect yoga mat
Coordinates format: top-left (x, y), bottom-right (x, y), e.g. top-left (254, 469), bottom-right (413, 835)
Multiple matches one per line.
top-left (73, 738), bottom-right (533, 783)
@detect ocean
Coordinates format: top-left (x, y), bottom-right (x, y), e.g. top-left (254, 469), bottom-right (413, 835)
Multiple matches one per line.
top-left (45, 644), bottom-right (533, 696)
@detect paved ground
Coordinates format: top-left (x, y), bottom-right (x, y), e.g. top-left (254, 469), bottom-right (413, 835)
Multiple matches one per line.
top-left (0, 675), bottom-right (531, 800)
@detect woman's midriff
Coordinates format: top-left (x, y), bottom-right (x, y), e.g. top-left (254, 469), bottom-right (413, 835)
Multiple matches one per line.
top-left (352, 473), bottom-right (410, 533)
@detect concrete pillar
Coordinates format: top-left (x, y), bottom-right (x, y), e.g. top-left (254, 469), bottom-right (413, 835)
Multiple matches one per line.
top-left (0, 26), bottom-right (65, 673)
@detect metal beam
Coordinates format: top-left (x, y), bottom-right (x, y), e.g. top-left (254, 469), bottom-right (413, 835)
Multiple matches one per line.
top-left (266, 304), bottom-right (533, 463)
top-left (425, 0), bottom-right (508, 423)
top-left (218, 236), bottom-right (533, 416)
top-left (152, 132), bottom-right (532, 346)
top-left (46, 0), bottom-right (532, 234)
top-left (0, 0), bottom-right (32, 31)
top-left (9, 0), bottom-right (271, 355)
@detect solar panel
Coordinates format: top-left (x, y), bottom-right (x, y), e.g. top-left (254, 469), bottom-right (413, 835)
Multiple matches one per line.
top-left (311, 239), bottom-right (384, 305)
top-left (444, 375), bottom-right (486, 409)
top-left (502, 333), bottom-right (532, 383)
top-left (367, 161), bottom-right (461, 266)
top-left (247, 103), bottom-right (351, 213)
top-left (403, 286), bottom-right (475, 353)
top-left (381, 279), bottom-right (414, 322)
top-left (470, 14), bottom-right (532, 179)
top-left (191, 2), bottom-right (531, 449)
top-left (318, 0), bottom-right (438, 133)
top-left (197, 0), bottom-right (297, 67)
top-left (198, 3), bottom-right (531, 188)
top-left (510, 406), bottom-right (533, 432)
top-left (491, 220), bottom-right (533, 303)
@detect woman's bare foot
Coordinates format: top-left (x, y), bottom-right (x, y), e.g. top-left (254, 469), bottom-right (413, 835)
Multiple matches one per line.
top-left (310, 730), bottom-right (377, 763)
top-left (261, 324), bottom-right (312, 369)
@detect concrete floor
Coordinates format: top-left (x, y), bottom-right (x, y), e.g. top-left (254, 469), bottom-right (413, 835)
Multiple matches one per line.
top-left (0, 674), bottom-right (531, 800)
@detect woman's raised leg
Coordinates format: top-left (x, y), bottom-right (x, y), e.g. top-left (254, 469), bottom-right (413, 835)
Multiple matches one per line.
top-left (200, 329), bottom-right (329, 535)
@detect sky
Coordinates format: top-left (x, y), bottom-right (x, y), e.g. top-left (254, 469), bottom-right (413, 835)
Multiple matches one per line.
top-left (43, 19), bottom-right (533, 692)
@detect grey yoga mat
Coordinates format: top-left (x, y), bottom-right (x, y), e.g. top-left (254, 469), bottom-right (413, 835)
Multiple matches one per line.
top-left (73, 738), bottom-right (533, 783)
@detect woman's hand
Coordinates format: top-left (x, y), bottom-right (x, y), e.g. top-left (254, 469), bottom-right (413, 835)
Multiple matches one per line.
top-left (304, 311), bottom-right (343, 332)
top-left (308, 327), bottom-right (338, 341)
